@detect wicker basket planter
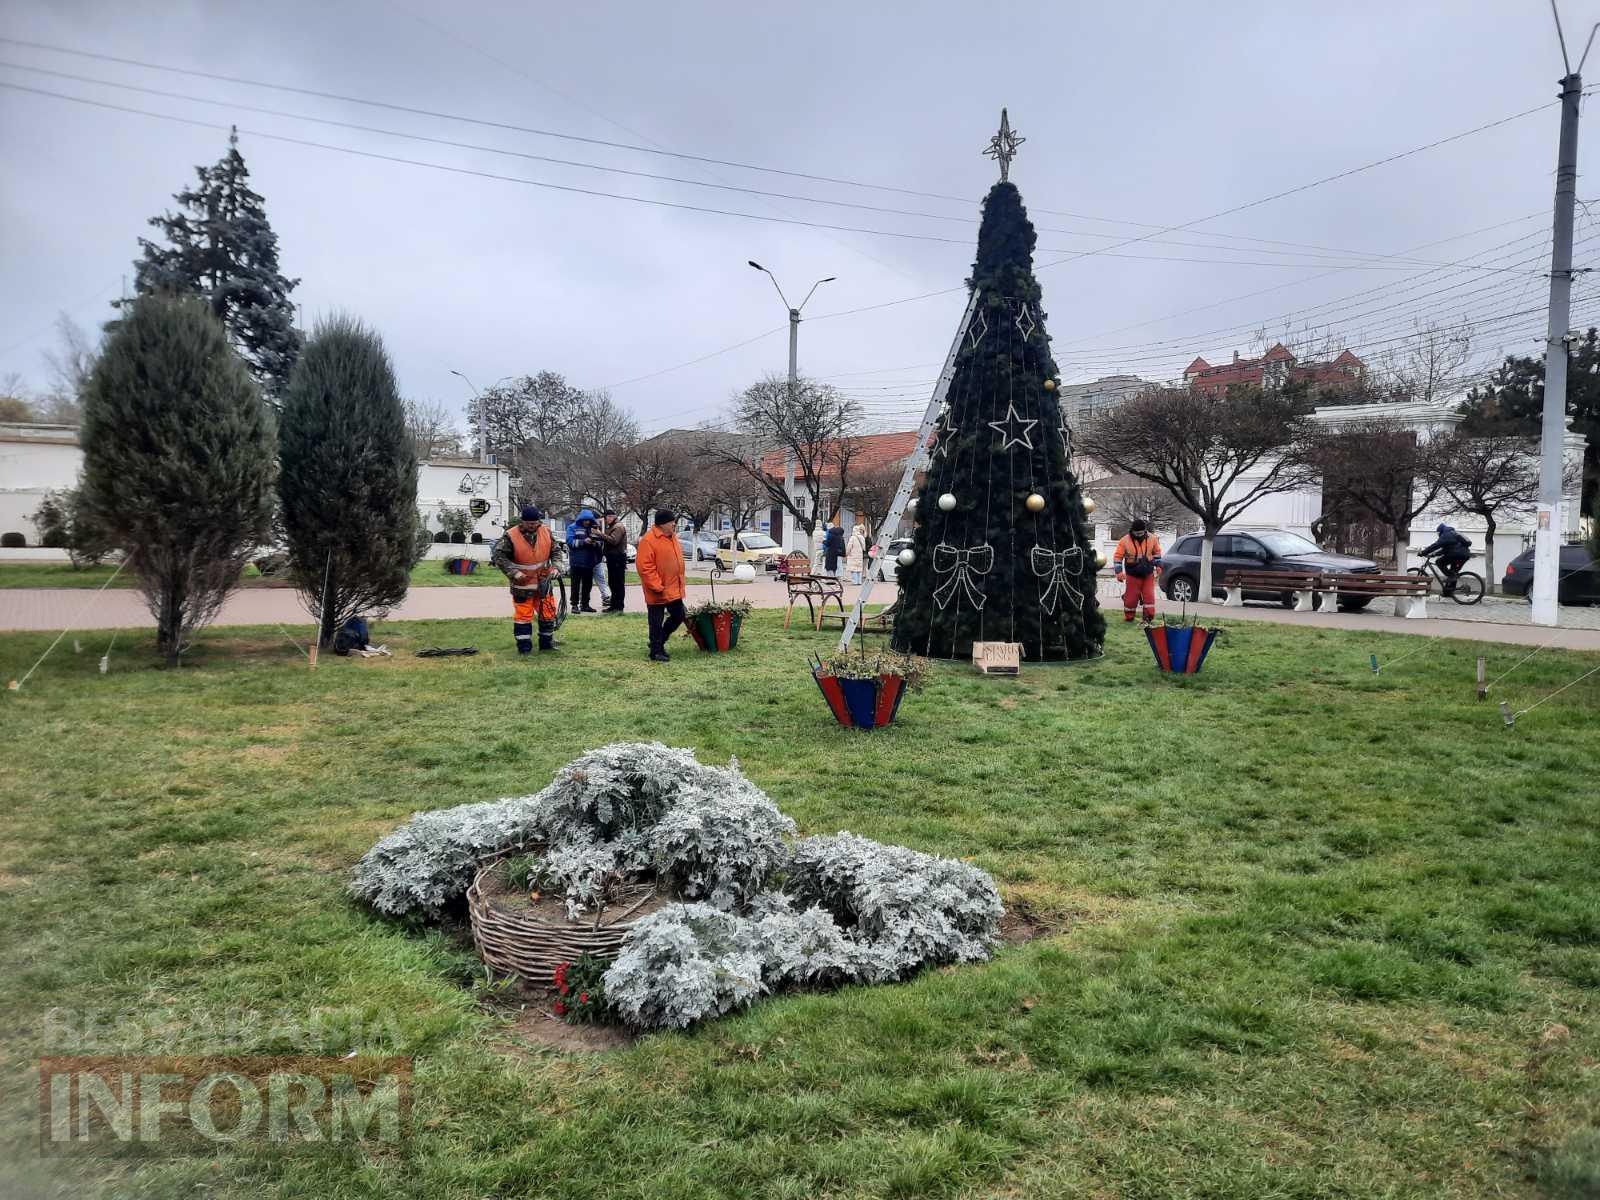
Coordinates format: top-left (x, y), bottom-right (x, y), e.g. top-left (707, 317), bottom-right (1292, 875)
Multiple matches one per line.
top-left (467, 857), bottom-right (661, 982)
top-left (1145, 623), bottom-right (1220, 675)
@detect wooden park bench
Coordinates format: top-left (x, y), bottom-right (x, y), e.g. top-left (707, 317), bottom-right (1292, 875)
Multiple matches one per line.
top-left (1318, 571), bottom-right (1431, 619)
top-left (1222, 569), bottom-right (1322, 612)
top-left (783, 565), bottom-right (845, 630)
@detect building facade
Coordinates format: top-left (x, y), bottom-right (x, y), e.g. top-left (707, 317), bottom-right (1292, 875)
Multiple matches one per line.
top-left (1183, 344), bottom-right (1364, 397)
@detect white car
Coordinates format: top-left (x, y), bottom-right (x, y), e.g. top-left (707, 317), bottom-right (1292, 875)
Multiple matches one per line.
top-left (873, 538), bottom-right (915, 582)
top-left (678, 530), bottom-right (720, 562)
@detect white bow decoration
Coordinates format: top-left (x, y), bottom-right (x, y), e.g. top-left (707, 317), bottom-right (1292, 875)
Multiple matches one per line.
top-left (1031, 545), bottom-right (1085, 614)
top-left (932, 543), bottom-right (993, 610)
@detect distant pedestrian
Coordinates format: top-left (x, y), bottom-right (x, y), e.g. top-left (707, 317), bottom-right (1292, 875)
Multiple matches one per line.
top-left (636, 509), bottom-right (687, 662)
top-left (565, 509), bottom-right (602, 612)
top-left (599, 509), bottom-right (629, 612)
top-left (823, 523), bottom-right (845, 576)
top-left (846, 522), bottom-right (868, 585)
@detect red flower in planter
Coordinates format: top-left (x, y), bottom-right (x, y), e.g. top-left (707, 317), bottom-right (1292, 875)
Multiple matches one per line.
top-left (553, 1000), bottom-right (567, 1016)
top-left (580, 993), bottom-right (589, 1003)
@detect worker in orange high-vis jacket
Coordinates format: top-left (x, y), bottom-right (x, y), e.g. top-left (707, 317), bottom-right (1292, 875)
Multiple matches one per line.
top-left (490, 505), bottom-right (566, 653)
top-left (634, 509), bottom-right (687, 662)
top-left (1112, 519), bottom-right (1163, 624)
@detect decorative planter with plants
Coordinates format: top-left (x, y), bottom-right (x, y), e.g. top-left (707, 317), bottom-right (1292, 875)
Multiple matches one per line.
top-left (684, 597), bottom-right (751, 653)
top-left (810, 646), bottom-right (929, 729)
top-left (443, 556), bottom-right (478, 575)
top-left (1145, 620), bottom-right (1222, 675)
top-left (467, 853), bottom-right (664, 982)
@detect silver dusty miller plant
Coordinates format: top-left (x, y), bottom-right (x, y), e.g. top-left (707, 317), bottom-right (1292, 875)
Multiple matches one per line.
top-left (349, 742), bottom-right (792, 919)
top-left (353, 744), bottom-right (1005, 1030)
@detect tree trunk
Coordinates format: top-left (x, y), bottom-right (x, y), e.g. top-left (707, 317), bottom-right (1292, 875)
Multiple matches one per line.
top-left (1198, 529), bottom-right (1217, 603)
top-left (318, 564), bottom-right (339, 648)
top-left (1483, 515), bottom-right (1497, 593)
top-left (158, 573), bottom-right (184, 667)
top-left (1393, 529), bottom-right (1410, 573)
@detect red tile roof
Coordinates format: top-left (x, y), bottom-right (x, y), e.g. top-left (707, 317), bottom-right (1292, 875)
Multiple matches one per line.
top-left (759, 429), bottom-right (920, 481)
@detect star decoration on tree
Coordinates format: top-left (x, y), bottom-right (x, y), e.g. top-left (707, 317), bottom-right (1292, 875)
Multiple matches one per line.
top-left (983, 108), bottom-right (1025, 182)
top-left (988, 402), bottom-right (1037, 451)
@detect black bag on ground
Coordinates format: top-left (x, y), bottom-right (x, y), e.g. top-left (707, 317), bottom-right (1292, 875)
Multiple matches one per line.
top-left (334, 616), bottom-right (371, 656)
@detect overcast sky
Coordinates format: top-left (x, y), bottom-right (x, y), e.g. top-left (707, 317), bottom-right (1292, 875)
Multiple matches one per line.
top-left (2, 1), bottom-right (1597, 435)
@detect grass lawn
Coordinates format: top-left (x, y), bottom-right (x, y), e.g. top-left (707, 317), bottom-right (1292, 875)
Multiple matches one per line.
top-left (1, 612), bottom-right (1598, 1198)
top-left (0, 561), bottom-right (729, 589)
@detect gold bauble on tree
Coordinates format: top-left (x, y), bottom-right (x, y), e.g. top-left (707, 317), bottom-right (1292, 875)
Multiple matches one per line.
top-left (1024, 492), bottom-right (1046, 512)
top-left (1043, 378), bottom-right (1057, 391)
top-left (1094, 548), bottom-right (1107, 568)
top-left (1082, 496), bottom-right (1098, 516)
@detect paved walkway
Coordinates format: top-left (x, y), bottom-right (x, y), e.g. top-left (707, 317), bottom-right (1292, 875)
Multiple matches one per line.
top-left (2, 579), bottom-right (1598, 652)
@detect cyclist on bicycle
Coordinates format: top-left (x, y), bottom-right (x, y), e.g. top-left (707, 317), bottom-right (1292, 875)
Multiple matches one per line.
top-left (1419, 523), bottom-right (1472, 596)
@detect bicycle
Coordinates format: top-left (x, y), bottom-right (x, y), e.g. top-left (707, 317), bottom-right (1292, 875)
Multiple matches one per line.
top-left (1410, 552), bottom-right (1485, 605)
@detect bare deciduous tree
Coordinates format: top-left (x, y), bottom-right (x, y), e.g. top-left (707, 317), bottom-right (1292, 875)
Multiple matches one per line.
top-left (1427, 434), bottom-right (1541, 586)
top-left (1098, 481), bottom-right (1190, 539)
top-left (601, 439), bottom-right (691, 531)
top-left (843, 464), bottom-right (903, 540)
top-left (403, 398), bottom-right (464, 461)
top-left (699, 374), bottom-right (864, 556)
top-left (1311, 418), bottom-right (1450, 568)
top-left (1380, 320), bottom-right (1473, 405)
top-left (1080, 386), bottom-right (1314, 599)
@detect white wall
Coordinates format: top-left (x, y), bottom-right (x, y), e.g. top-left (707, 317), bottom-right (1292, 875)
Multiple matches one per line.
top-left (417, 460), bottom-right (510, 542)
top-left (0, 426), bottom-right (84, 544)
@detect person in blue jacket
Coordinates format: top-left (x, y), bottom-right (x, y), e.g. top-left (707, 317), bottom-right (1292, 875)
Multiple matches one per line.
top-left (566, 509), bottom-right (603, 612)
top-left (822, 523), bottom-right (846, 576)
top-left (1419, 523), bottom-right (1472, 595)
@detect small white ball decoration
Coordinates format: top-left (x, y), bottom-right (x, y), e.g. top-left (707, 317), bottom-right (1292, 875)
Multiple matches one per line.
top-left (1082, 496), bottom-right (1098, 515)
top-left (906, 497), bottom-right (918, 512)
top-left (1094, 548), bottom-right (1107, 568)
top-left (732, 563), bottom-right (757, 582)
top-left (937, 492), bottom-right (957, 512)
top-left (1025, 492), bottom-right (1046, 513)
top-left (897, 548), bottom-right (916, 567)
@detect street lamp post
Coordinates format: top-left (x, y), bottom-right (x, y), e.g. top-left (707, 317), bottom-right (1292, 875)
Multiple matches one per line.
top-left (747, 262), bottom-right (834, 556)
top-left (448, 369), bottom-right (490, 466)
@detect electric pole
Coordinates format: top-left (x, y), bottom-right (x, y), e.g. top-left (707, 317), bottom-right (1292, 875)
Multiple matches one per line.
top-left (1533, 8), bottom-right (1596, 625)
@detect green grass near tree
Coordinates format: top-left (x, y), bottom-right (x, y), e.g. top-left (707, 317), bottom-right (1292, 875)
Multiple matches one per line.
top-left (1, 613), bottom-right (1597, 1198)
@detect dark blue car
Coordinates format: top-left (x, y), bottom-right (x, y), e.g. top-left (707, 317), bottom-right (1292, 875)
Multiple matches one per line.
top-left (1500, 542), bottom-right (1598, 605)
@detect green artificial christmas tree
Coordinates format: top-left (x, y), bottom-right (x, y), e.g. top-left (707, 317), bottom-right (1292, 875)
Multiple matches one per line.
top-left (121, 128), bottom-right (301, 396)
top-left (278, 315), bottom-right (418, 647)
top-left (892, 116), bottom-right (1105, 662)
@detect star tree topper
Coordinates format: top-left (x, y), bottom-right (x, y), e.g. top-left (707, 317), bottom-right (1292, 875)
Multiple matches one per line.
top-left (983, 108), bottom-right (1025, 182)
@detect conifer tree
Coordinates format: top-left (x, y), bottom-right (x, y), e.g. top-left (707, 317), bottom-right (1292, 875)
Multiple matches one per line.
top-left (278, 315), bottom-right (418, 647)
top-left (78, 294), bottom-right (276, 664)
top-left (122, 128), bottom-right (301, 395)
top-left (892, 180), bottom-right (1105, 662)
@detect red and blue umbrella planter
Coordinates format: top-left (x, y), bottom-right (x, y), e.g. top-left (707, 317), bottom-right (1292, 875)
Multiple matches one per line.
top-left (1145, 623), bottom-right (1221, 675)
top-left (809, 651), bottom-right (922, 730)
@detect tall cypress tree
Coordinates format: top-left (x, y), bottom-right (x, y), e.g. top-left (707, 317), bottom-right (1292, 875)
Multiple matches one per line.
top-left (79, 293), bottom-right (276, 664)
top-left (892, 180), bottom-right (1105, 662)
top-left (278, 315), bottom-right (418, 647)
top-left (122, 128), bottom-right (301, 396)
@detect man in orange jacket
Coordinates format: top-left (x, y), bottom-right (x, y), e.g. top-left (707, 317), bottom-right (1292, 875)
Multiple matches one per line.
top-left (635, 509), bottom-right (687, 662)
top-left (491, 505), bottom-right (565, 653)
top-left (1112, 519), bottom-right (1163, 624)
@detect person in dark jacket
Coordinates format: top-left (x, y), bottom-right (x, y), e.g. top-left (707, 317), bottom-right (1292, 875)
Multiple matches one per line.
top-left (822, 523), bottom-right (846, 576)
top-left (565, 509), bottom-right (602, 612)
top-left (1419, 523), bottom-right (1472, 595)
top-left (599, 509), bottom-right (629, 613)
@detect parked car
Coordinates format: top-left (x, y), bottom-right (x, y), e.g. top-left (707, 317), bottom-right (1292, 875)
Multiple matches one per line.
top-left (873, 538), bottom-right (915, 583)
top-left (678, 529), bottom-right (720, 562)
top-left (714, 531), bottom-right (784, 572)
top-left (1500, 541), bottom-right (1598, 605)
top-left (1161, 529), bottom-right (1381, 609)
